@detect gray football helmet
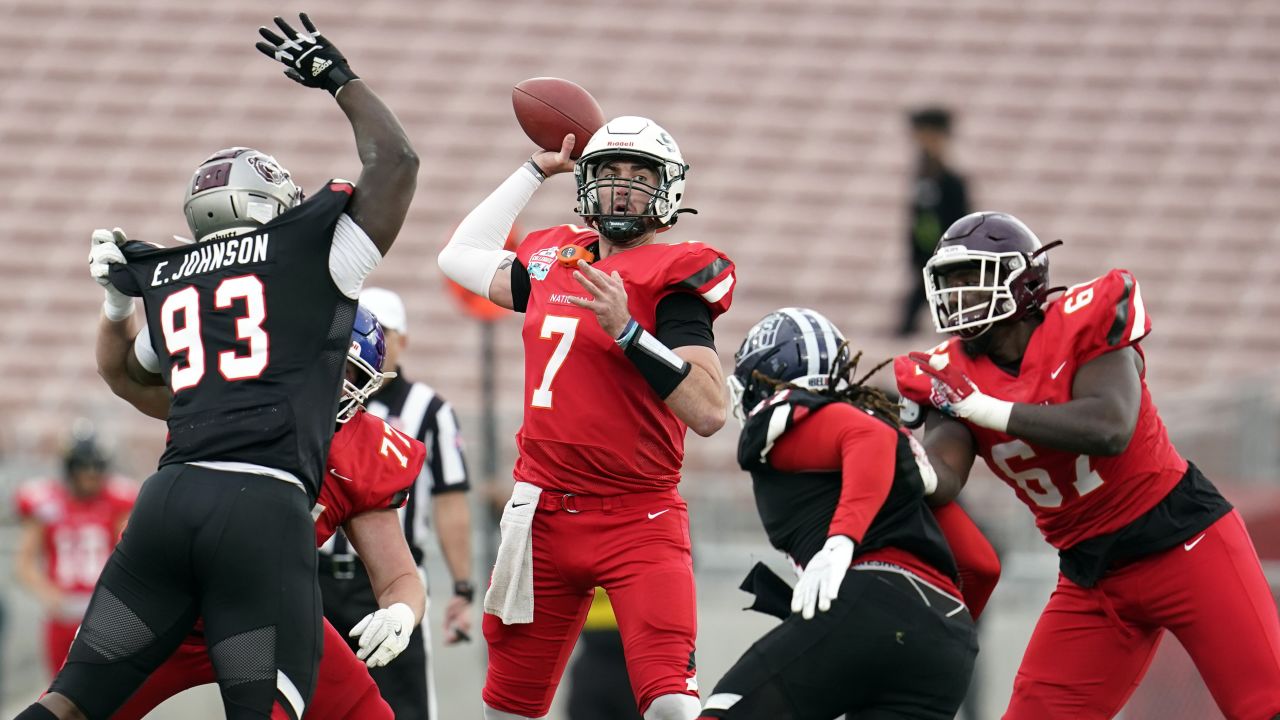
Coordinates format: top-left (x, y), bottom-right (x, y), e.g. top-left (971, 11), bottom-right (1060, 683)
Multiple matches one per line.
top-left (183, 147), bottom-right (303, 242)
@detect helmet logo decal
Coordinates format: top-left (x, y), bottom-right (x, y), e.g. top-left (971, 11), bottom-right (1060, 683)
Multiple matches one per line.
top-left (247, 154), bottom-right (288, 186)
top-left (656, 132), bottom-right (678, 153)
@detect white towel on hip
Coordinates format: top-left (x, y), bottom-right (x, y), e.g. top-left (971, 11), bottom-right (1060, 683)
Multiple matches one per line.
top-left (484, 481), bottom-right (542, 624)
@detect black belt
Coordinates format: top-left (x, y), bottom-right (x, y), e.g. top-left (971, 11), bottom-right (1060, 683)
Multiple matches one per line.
top-left (318, 553), bottom-right (362, 580)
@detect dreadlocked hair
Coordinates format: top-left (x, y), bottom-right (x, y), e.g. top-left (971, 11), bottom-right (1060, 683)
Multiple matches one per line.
top-left (749, 341), bottom-right (901, 427)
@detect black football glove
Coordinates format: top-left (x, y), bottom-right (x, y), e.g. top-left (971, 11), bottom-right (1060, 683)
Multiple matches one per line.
top-left (255, 13), bottom-right (358, 96)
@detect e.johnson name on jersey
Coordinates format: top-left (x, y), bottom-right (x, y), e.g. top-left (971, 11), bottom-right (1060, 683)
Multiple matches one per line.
top-left (148, 233), bottom-right (270, 287)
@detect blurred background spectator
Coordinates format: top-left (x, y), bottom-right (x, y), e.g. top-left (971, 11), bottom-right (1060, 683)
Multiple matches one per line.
top-left (897, 106), bottom-right (971, 337)
top-left (2, 1), bottom-right (1280, 717)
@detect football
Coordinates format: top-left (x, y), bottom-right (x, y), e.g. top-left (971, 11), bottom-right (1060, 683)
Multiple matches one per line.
top-left (512, 77), bottom-right (605, 159)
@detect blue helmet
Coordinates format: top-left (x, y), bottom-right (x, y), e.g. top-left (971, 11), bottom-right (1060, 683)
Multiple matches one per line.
top-left (338, 305), bottom-right (393, 423)
top-left (729, 307), bottom-right (848, 421)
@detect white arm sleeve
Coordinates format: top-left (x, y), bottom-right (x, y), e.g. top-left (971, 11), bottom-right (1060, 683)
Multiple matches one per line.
top-left (437, 164), bottom-right (543, 297)
top-left (330, 214), bottom-right (383, 300)
top-left (133, 325), bottom-right (161, 374)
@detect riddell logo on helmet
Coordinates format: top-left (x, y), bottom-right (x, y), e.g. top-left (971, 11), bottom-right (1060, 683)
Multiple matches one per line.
top-left (607, 141), bottom-right (636, 147)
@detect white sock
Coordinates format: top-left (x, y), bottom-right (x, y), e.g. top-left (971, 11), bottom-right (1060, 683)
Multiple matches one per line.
top-left (644, 693), bottom-right (702, 720)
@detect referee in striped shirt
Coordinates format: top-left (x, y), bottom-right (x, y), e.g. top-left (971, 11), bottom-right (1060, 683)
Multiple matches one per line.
top-left (318, 287), bottom-right (473, 720)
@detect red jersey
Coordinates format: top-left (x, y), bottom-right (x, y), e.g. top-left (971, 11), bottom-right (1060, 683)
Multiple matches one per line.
top-left (896, 269), bottom-right (1187, 549)
top-left (314, 408), bottom-right (425, 544)
top-left (15, 477), bottom-right (136, 595)
top-left (513, 225), bottom-right (735, 494)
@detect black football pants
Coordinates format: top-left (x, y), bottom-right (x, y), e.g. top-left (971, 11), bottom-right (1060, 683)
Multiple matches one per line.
top-left (701, 567), bottom-right (978, 720)
top-left (49, 464), bottom-right (321, 720)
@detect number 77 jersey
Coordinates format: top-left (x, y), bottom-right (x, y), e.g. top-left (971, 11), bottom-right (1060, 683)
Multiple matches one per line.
top-left (895, 269), bottom-right (1188, 550)
top-left (108, 182), bottom-right (360, 500)
top-left (513, 225), bottom-right (735, 495)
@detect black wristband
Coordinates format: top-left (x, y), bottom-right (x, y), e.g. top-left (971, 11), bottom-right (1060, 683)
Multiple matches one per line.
top-left (453, 580), bottom-right (475, 603)
top-left (618, 319), bottom-right (692, 399)
top-left (524, 158), bottom-right (548, 181)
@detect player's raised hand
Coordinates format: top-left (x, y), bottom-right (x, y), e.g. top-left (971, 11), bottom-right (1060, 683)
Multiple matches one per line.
top-left (90, 227), bottom-right (134, 321)
top-left (907, 351), bottom-right (1013, 432)
top-left (350, 602), bottom-right (415, 668)
top-left (908, 351), bottom-right (976, 406)
top-left (568, 260), bottom-right (630, 338)
top-left (792, 535), bottom-right (854, 620)
top-left (255, 13), bottom-right (358, 96)
top-left (530, 134), bottom-right (576, 178)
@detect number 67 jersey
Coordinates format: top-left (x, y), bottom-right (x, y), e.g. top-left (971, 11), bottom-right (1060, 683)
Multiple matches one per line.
top-left (108, 182), bottom-right (365, 500)
top-left (895, 269), bottom-right (1187, 550)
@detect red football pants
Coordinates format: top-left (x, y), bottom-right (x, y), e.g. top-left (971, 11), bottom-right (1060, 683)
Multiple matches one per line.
top-left (483, 488), bottom-right (698, 718)
top-left (45, 620), bottom-right (79, 679)
top-left (113, 617), bottom-right (391, 720)
top-left (1005, 510), bottom-right (1280, 720)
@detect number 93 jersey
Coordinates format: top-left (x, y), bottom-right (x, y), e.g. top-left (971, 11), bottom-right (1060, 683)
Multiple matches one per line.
top-left (109, 182), bottom-right (359, 499)
top-left (514, 225), bottom-right (735, 495)
top-left (895, 269), bottom-right (1187, 549)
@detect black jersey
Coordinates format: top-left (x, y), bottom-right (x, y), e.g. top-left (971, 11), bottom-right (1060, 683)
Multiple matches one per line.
top-left (738, 390), bottom-right (959, 582)
top-left (109, 182), bottom-right (358, 499)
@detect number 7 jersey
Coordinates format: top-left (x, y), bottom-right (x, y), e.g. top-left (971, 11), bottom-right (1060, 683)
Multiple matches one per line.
top-left (895, 269), bottom-right (1187, 550)
top-left (513, 225), bottom-right (735, 495)
top-left (108, 183), bottom-right (359, 499)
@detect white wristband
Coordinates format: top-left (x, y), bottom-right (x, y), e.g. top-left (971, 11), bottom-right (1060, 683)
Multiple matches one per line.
top-left (960, 395), bottom-right (1014, 433)
top-left (102, 293), bottom-right (134, 322)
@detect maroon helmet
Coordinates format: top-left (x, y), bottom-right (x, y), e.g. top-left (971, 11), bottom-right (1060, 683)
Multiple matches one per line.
top-left (923, 212), bottom-right (1056, 338)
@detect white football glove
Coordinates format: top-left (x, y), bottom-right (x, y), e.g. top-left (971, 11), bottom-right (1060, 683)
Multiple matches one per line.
top-left (89, 227), bottom-right (133, 321)
top-left (792, 535), bottom-right (855, 620)
top-left (350, 602), bottom-right (415, 668)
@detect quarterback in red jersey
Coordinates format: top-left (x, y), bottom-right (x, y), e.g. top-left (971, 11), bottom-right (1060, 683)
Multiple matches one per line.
top-left (895, 212), bottom-right (1280, 719)
top-left (14, 435), bottom-right (136, 678)
top-left (440, 117), bottom-right (735, 720)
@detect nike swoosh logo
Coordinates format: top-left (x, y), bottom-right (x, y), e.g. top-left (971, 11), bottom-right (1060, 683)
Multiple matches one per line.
top-left (1184, 533), bottom-right (1207, 551)
top-left (511, 502), bottom-right (530, 508)
top-left (1050, 361), bottom-right (1068, 379)
top-left (647, 509), bottom-right (670, 520)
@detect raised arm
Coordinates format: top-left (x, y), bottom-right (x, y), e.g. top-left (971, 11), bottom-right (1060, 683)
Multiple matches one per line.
top-left (913, 347), bottom-right (1143, 458)
top-left (920, 409), bottom-right (978, 505)
top-left (96, 314), bottom-right (170, 421)
top-left (1004, 348), bottom-right (1143, 456)
top-left (89, 228), bottom-right (170, 419)
top-left (439, 135), bottom-right (576, 309)
top-left (256, 13), bottom-right (418, 255)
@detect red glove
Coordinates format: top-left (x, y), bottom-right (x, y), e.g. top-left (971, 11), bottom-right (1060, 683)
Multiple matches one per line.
top-left (907, 352), bottom-right (1013, 432)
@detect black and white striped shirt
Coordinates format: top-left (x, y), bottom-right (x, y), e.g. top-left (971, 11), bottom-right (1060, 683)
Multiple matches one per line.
top-left (320, 370), bottom-right (470, 564)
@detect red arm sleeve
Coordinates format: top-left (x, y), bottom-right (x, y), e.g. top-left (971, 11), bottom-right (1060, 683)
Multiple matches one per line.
top-left (769, 403), bottom-right (897, 543)
top-left (931, 501), bottom-right (1000, 619)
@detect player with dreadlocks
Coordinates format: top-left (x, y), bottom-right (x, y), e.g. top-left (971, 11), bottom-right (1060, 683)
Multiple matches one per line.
top-left (699, 308), bottom-right (984, 720)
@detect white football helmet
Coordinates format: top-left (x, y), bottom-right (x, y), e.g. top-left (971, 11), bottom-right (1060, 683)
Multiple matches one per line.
top-left (183, 147), bottom-right (303, 243)
top-left (575, 116), bottom-right (690, 243)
